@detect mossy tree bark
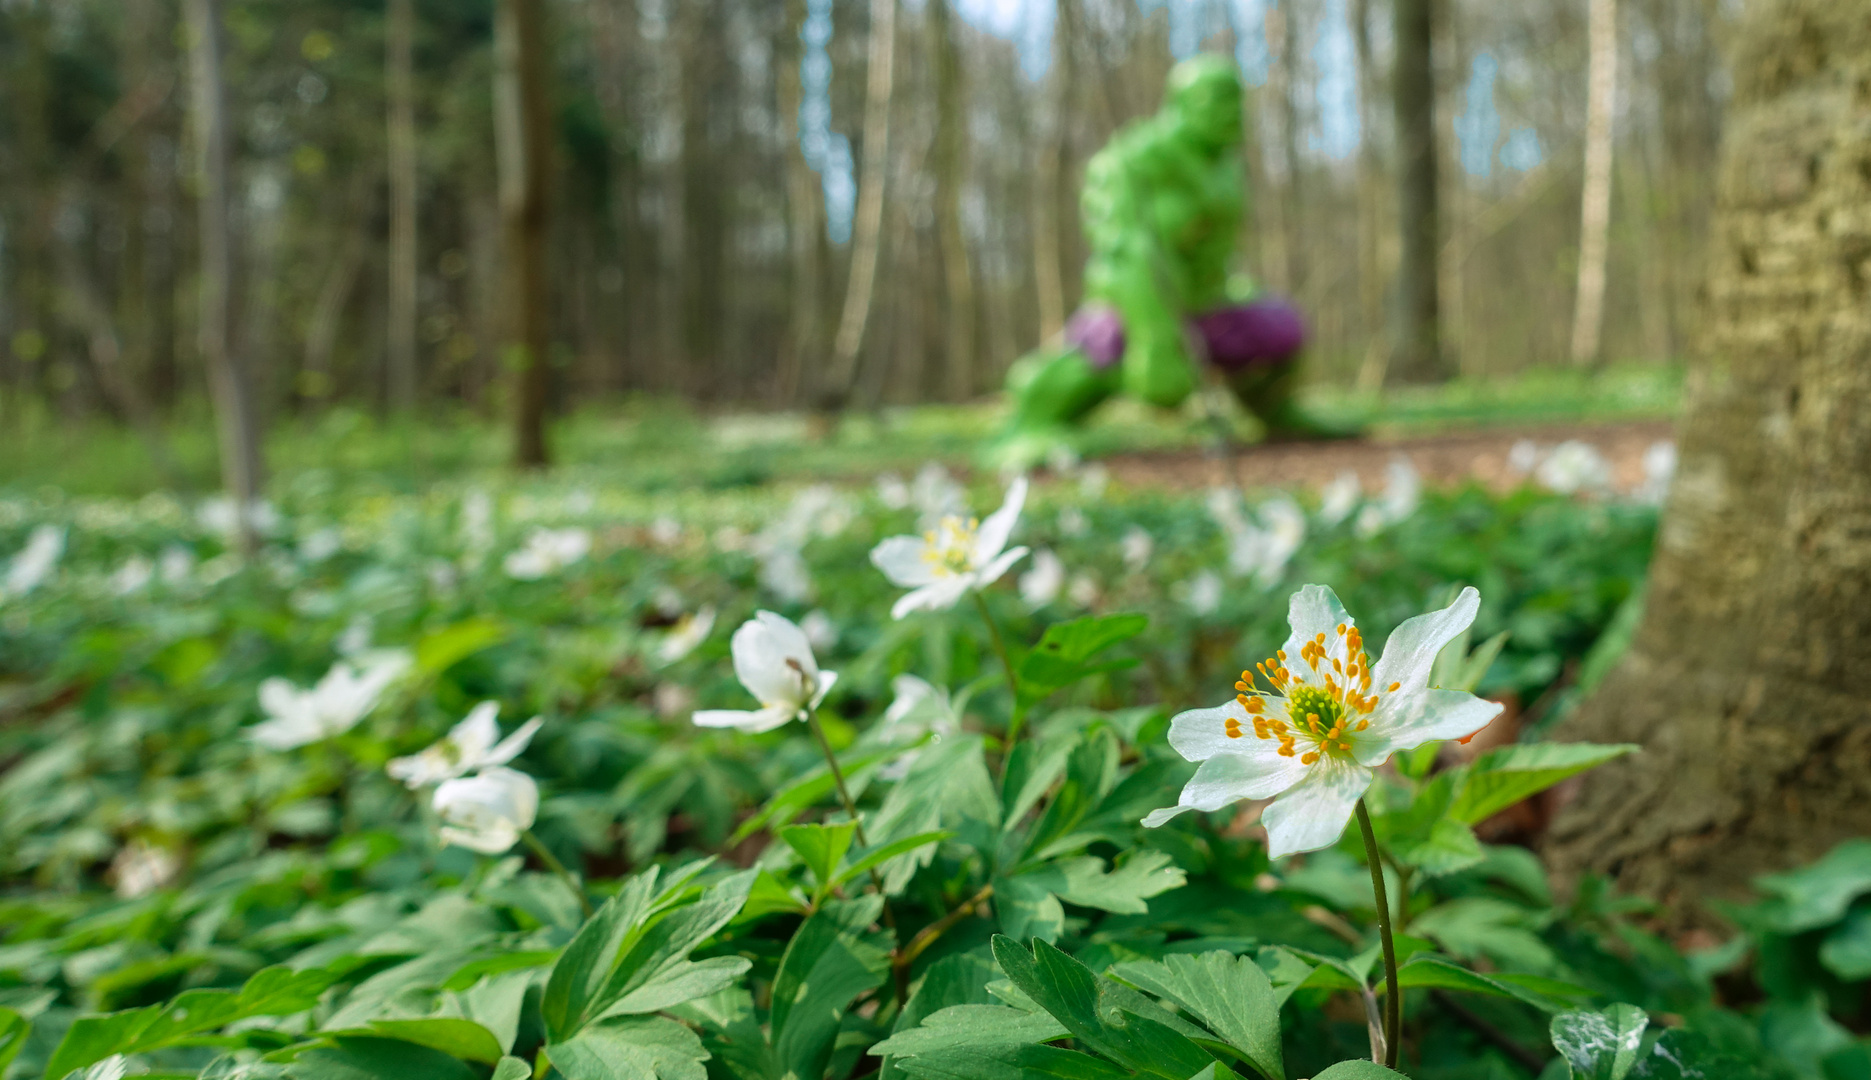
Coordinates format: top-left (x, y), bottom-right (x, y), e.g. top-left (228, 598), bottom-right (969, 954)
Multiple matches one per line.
top-left (1548, 0), bottom-right (1871, 909)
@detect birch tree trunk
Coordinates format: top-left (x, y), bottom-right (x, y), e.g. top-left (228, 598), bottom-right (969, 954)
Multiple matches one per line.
top-left (1031, 0), bottom-right (1076, 343)
top-left (777, 0), bottom-right (827, 404)
top-left (929, 0), bottom-right (976, 401)
top-left (821, 0), bottom-right (896, 411)
top-left (1569, 0), bottom-right (1618, 366)
top-left (1351, 0), bottom-right (1388, 390)
top-left (1388, 0), bottom-right (1446, 383)
top-left (183, 0), bottom-right (264, 544)
top-left (1549, 0), bottom-right (1871, 908)
top-left (495, 0), bottom-right (553, 467)
top-left (386, 0), bottom-right (420, 409)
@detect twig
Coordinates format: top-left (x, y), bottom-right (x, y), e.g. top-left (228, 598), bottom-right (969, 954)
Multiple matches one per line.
top-left (895, 883), bottom-right (995, 972)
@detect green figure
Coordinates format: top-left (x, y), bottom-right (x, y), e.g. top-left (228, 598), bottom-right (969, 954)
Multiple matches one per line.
top-left (994, 55), bottom-right (1317, 466)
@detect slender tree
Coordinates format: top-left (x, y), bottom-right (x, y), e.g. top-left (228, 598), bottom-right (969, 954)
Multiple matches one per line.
top-left (386, 0), bottom-right (420, 408)
top-left (1351, 0), bottom-right (1389, 390)
top-left (183, 0), bottom-right (264, 540)
top-left (1550, 0), bottom-right (1871, 906)
top-left (1568, 0), bottom-right (1619, 365)
top-left (821, 0), bottom-right (897, 412)
top-left (494, 0), bottom-right (553, 467)
top-left (1032, 0), bottom-right (1076, 342)
top-left (777, 0), bottom-right (828, 403)
top-left (1388, 0), bottom-right (1446, 383)
top-left (929, 0), bottom-right (976, 400)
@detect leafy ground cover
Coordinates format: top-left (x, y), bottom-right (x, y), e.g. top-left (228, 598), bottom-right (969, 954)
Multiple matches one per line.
top-left (2, 411), bottom-right (1867, 1079)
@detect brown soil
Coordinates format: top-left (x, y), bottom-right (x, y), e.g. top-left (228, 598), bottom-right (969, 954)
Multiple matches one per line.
top-left (1094, 419), bottom-right (1679, 496)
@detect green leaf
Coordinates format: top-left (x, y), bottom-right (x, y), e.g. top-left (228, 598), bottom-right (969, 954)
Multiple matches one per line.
top-left (1017, 613), bottom-right (1149, 702)
top-left (1551, 1004), bottom-right (1650, 1080)
top-left (871, 1005), bottom-right (1070, 1059)
top-left (1820, 906), bottom-right (1871, 980)
top-left (837, 831), bottom-right (951, 889)
top-left (1021, 730), bottom-right (1120, 861)
top-left (1450, 743), bottom-right (1638, 826)
top-left (1388, 818), bottom-right (1485, 878)
top-left (1052, 851), bottom-right (1188, 914)
top-left (1755, 840), bottom-right (1871, 933)
top-left (284, 1036), bottom-right (483, 1080)
top-left (547, 1016), bottom-right (710, 1080)
top-left (1396, 955), bottom-right (1580, 1012)
top-left (895, 1043), bottom-right (1135, 1080)
top-left (364, 1019), bottom-right (505, 1064)
top-left (0, 1009), bottom-right (26, 1077)
top-left (779, 822), bottom-right (858, 901)
top-left (414, 618), bottom-right (507, 675)
top-left (1110, 952), bottom-right (1283, 1080)
top-left (771, 896), bottom-right (892, 1080)
top-left (1312, 1064), bottom-right (1412, 1079)
top-left (606, 956), bottom-right (752, 1017)
top-left (492, 1058), bottom-right (532, 1080)
top-left (730, 748), bottom-right (902, 843)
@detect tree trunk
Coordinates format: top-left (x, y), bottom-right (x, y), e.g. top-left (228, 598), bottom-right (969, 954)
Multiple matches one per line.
top-left (494, 0), bottom-right (553, 467)
top-left (776, 0), bottom-right (827, 404)
top-left (1388, 0), bottom-right (1446, 383)
top-left (821, 0), bottom-right (896, 412)
top-left (183, 0), bottom-right (264, 541)
top-left (1548, 0), bottom-right (1871, 910)
top-left (386, 0), bottom-right (420, 409)
top-left (1351, 0), bottom-right (1388, 391)
top-left (1259, 1), bottom-right (1294, 296)
top-left (1569, 0), bottom-right (1618, 366)
top-left (929, 0), bottom-right (975, 400)
top-left (1031, 0), bottom-right (1075, 344)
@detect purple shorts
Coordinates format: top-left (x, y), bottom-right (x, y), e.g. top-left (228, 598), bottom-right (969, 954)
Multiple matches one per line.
top-left (1064, 299), bottom-right (1307, 372)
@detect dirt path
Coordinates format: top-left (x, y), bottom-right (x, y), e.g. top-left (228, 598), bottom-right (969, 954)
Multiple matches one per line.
top-left (1095, 419), bottom-right (1678, 496)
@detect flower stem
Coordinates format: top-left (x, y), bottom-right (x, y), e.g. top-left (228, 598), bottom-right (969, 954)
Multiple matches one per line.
top-left (1354, 798), bottom-right (1401, 1070)
top-left (971, 592), bottom-right (1024, 746)
top-left (522, 828), bottom-right (594, 919)
top-left (806, 709), bottom-right (906, 1004)
top-left (895, 882), bottom-right (994, 972)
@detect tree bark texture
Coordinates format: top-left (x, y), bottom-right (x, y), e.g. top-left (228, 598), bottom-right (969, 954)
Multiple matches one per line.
top-left (386, 0), bottom-right (420, 409)
top-left (183, 0), bottom-right (265, 535)
top-left (777, 0), bottom-right (827, 404)
top-left (1388, 0), bottom-right (1446, 383)
top-left (822, 0), bottom-right (897, 411)
top-left (1548, 0), bottom-right (1871, 910)
top-left (495, 0), bottom-right (553, 467)
top-left (928, 0), bottom-right (976, 401)
top-left (1569, 0), bottom-right (1619, 366)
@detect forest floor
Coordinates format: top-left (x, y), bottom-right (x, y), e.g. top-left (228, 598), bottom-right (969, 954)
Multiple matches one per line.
top-left (1093, 417), bottom-right (1677, 496)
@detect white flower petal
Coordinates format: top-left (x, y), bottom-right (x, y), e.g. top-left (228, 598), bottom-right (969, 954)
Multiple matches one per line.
top-left (871, 535), bottom-right (939, 587)
top-left (692, 703), bottom-right (798, 733)
top-left (891, 578), bottom-right (971, 619)
top-left (972, 476), bottom-right (1027, 566)
top-left (730, 614), bottom-right (810, 707)
top-left (484, 716), bottom-right (544, 766)
top-left (1353, 688), bottom-right (1503, 767)
top-left (807, 669), bottom-right (839, 710)
top-left (247, 715), bottom-right (320, 750)
top-left (1176, 749), bottom-right (1313, 809)
top-left (1165, 700), bottom-right (1297, 765)
top-left (975, 545), bottom-right (1029, 589)
top-left (451, 701), bottom-right (503, 759)
top-left (884, 675), bottom-right (937, 727)
top-left (1280, 584), bottom-right (1355, 668)
top-left (1259, 757), bottom-right (1373, 858)
top-left (1370, 586), bottom-right (1481, 697)
top-left (1142, 803), bottom-right (1197, 828)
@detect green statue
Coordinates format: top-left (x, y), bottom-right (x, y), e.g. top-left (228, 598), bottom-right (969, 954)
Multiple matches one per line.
top-left (994, 55), bottom-right (1319, 465)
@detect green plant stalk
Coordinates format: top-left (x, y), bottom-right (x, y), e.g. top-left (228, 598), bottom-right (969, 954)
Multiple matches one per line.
top-left (972, 592), bottom-right (1025, 747)
top-left (1355, 798), bottom-right (1401, 1069)
top-left (522, 828), bottom-right (594, 918)
top-left (805, 708), bottom-right (907, 1003)
top-left (895, 881), bottom-right (995, 972)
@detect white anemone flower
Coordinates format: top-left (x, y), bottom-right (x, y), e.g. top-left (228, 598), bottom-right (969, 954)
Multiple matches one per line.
top-left (5, 524), bottom-right (65, 598)
top-left (657, 605), bottom-right (717, 666)
top-left (1318, 471), bottom-right (1362, 527)
top-left (1636, 440), bottom-right (1677, 505)
top-left (249, 651), bottom-right (412, 750)
top-left (433, 766), bottom-right (539, 854)
top-left (692, 611), bottom-right (839, 733)
top-left (1120, 526), bottom-right (1154, 571)
top-left (879, 675), bottom-right (961, 779)
top-left (1180, 570), bottom-right (1224, 616)
top-left (503, 527), bottom-right (592, 580)
top-left (1226, 497), bottom-right (1306, 586)
top-left (112, 840), bottom-right (181, 898)
top-left (1536, 440), bottom-right (1613, 495)
top-left (870, 477), bottom-right (1030, 619)
top-left (800, 609), bottom-right (840, 652)
top-left (1020, 548), bottom-right (1066, 609)
top-left (111, 555), bottom-right (154, 596)
top-left (1144, 584), bottom-right (1503, 858)
top-left (387, 701), bottom-right (543, 788)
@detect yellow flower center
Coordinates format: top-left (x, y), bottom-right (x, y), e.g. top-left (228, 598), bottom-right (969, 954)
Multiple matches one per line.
top-left (1222, 622), bottom-right (1401, 765)
top-left (921, 516), bottom-right (979, 577)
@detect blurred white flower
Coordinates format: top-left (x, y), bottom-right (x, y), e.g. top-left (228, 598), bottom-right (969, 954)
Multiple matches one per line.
top-left (4, 524), bottom-right (65, 597)
top-left (876, 472), bottom-right (911, 509)
top-left (198, 496), bottom-right (280, 539)
top-left (650, 516), bottom-right (683, 547)
top-left (693, 611), bottom-right (838, 733)
top-left (110, 555), bottom-right (154, 596)
top-left (1143, 585), bottom-right (1502, 857)
top-left (426, 559), bottom-right (459, 592)
top-left (911, 463), bottom-right (968, 527)
top-left (248, 651), bottom-right (412, 750)
top-left (111, 839), bottom-right (180, 898)
top-left (336, 615), bottom-right (373, 656)
top-left (1536, 440), bottom-right (1612, 495)
top-left (433, 766), bottom-right (539, 854)
top-left (871, 477), bottom-right (1030, 619)
top-left (879, 674), bottom-right (961, 779)
top-left (1120, 526), bottom-right (1154, 571)
top-left (1507, 439), bottom-right (1541, 476)
top-left (654, 681), bottom-right (697, 719)
top-left (461, 489), bottom-right (495, 557)
top-left (1068, 572), bottom-right (1102, 608)
top-left (1356, 459), bottom-right (1421, 536)
top-left (800, 609), bottom-right (840, 652)
top-left (651, 585), bottom-right (686, 618)
top-left (566, 488), bottom-right (595, 516)
top-left (388, 701), bottom-right (543, 788)
top-left (1058, 506), bottom-right (1089, 538)
top-left (1181, 570), bottom-right (1224, 616)
top-left (158, 545), bottom-right (195, 583)
top-left (1318, 471), bottom-right (1361, 526)
top-left (1226, 496), bottom-right (1306, 586)
top-left (1078, 463), bottom-right (1110, 501)
top-left (713, 525), bottom-right (750, 552)
top-left (657, 605), bottom-right (717, 665)
top-left (1636, 440), bottom-right (1677, 505)
top-left (758, 546), bottom-right (815, 605)
top-left (1020, 548), bottom-right (1066, 608)
top-left (299, 528), bottom-right (343, 563)
top-left (503, 527), bottom-right (591, 580)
